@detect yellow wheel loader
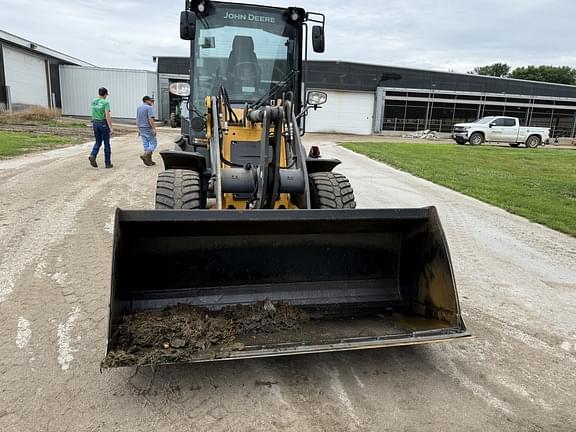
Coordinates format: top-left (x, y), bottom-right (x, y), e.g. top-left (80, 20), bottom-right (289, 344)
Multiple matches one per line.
top-left (104, 0), bottom-right (470, 367)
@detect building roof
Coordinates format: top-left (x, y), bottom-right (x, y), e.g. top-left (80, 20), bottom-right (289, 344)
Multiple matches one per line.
top-left (308, 61), bottom-right (576, 99)
top-left (155, 56), bottom-right (576, 99)
top-left (0, 29), bottom-right (94, 67)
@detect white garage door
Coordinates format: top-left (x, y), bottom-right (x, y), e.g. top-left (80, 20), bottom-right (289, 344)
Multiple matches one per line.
top-left (3, 46), bottom-right (49, 107)
top-left (306, 91), bottom-right (374, 135)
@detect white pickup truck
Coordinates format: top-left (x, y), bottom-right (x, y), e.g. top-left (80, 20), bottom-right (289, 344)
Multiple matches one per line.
top-left (452, 116), bottom-right (550, 148)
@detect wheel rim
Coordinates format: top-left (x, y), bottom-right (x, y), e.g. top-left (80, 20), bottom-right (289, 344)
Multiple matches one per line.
top-left (471, 135), bottom-right (481, 145)
top-left (527, 137), bottom-right (539, 148)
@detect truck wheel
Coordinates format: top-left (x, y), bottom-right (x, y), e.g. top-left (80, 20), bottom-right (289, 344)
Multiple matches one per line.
top-left (525, 135), bottom-right (541, 148)
top-left (308, 172), bottom-right (356, 209)
top-left (155, 169), bottom-right (203, 209)
top-left (469, 133), bottom-right (484, 145)
top-left (509, 143), bottom-right (520, 148)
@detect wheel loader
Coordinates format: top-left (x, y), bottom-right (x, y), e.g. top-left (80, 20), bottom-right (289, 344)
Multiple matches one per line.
top-left (104, 0), bottom-right (470, 367)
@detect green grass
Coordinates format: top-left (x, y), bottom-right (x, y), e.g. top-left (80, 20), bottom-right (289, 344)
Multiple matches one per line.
top-left (343, 142), bottom-right (576, 236)
top-left (0, 131), bottom-right (77, 158)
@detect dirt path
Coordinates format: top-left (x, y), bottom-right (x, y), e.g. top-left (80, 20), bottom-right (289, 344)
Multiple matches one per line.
top-left (0, 131), bottom-right (574, 432)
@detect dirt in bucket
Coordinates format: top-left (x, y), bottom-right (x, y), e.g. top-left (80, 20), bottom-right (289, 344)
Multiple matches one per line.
top-left (102, 301), bottom-right (309, 368)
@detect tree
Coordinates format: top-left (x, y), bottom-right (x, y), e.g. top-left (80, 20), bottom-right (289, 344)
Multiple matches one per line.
top-left (469, 63), bottom-right (511, 77)
top-left (509, 66), bottom-right (576, 85)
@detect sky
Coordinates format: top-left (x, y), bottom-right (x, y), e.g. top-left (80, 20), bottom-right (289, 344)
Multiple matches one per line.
top-left (1, 0), bottom-right (575, 73)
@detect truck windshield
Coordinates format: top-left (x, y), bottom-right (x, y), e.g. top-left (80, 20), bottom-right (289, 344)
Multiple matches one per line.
top-left (192, 5), bottom-right (298, 113)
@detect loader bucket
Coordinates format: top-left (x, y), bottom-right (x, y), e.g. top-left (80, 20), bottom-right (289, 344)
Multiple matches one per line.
top-left (104, 208), bottom-right (470, 367)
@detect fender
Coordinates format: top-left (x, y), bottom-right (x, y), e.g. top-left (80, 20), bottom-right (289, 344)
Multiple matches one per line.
top-left (305, 157), bottom-right (341, 174)
top-left (160, 150), bottom-right (207, 172)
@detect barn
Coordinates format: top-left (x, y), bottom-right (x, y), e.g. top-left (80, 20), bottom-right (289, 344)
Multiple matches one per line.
top-left (0, 29), bottom-right (93, 111)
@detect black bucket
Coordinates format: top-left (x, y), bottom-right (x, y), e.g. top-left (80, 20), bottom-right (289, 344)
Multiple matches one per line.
top-left (105, 208), bottom-right (470, 366)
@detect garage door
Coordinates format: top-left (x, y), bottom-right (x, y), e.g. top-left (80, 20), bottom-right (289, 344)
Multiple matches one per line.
top-left (3, 46), bottom-right (49, 107)
top-left (306, 91), bottom-right (374, 135)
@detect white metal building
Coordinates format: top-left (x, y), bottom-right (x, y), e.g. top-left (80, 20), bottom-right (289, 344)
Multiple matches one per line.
top-left (60, 66), bottom-right (158, 119)
top-left (0, 29), bottom-right (93, 110)
top-left (4, 46), bottom-right (50, 107)
top-left (305, 90), bottom-right (375, 135)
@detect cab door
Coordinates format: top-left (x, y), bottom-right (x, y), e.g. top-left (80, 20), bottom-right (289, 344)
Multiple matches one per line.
top-left (487, 118), bottom-right (507, 140)
top-left (500, 118), bottom-right (519, 141)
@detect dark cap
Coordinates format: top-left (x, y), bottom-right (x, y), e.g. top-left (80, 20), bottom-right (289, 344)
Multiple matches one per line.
top-left (98, 87), bottom-right (109, 96)
top-left (142, 95), bottom-right (154, 102)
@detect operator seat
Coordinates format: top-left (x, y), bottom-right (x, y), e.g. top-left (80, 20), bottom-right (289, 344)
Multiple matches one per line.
top-left (226, 36), bottom-right (261, 94)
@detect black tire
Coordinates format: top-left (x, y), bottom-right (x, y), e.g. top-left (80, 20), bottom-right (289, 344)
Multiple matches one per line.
top-left (308, 172), bottom-right (356, 209)
top-left (509, 143), bottom-right (520, 148)
top-left (469, 132), bottom-right (484, 145)
top-left (155, 169), bottom-right (202, 209)
top-left (525, 135), bottom-right (541, 149)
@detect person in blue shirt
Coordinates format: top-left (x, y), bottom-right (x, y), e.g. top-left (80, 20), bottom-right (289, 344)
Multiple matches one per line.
top-left (136, 96), bottom-right (158, 166)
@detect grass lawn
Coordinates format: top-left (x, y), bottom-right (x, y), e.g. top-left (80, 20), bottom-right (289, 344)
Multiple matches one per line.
top-left (343, 142), bottom-right (576, 236)
top-left (0, 131), bottom-right (77, 158)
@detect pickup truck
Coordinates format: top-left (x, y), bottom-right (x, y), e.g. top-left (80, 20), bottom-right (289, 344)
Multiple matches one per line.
top-left (452, 116), bottom-right (550, 148)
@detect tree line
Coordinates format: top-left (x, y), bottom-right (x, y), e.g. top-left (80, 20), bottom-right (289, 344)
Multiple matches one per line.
top-left (469, 63), bottom-right (576, 85)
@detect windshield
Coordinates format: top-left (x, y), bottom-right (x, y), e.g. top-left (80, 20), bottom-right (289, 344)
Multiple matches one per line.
top-left (474, 117), bottom-right (496, 124)
top-left (192, 5), bottom-right (298, 112)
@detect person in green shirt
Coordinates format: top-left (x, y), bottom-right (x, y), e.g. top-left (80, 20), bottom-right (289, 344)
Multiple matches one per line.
top-left (88, 87), bottom-right (114, 168)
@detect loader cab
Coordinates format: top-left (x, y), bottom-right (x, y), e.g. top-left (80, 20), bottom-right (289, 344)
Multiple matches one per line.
top-left (180, 1), bottom-right (325, 141)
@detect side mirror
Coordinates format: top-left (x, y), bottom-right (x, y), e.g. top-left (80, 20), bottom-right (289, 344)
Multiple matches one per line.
top-left (180, 11), bottom-right (196, 40)
top-left (312, 25), bottom-right (325, 53)
top-left (489, 123), bottom-right (495, 128)
top-left (307, 91), bottom-right (327, 107)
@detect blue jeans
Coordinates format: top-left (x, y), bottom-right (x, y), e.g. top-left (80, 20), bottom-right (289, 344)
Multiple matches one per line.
top-left (90, 121), bottom-right (111, 164)
top-left (139, 127), bottom-right (158, 152)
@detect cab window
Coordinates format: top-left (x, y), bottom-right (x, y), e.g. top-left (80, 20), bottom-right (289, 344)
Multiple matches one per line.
top-left (493, 118), bottom-right (516, 127)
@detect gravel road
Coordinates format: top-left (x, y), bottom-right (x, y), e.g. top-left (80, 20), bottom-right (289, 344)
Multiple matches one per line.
top-left (0, 130), bottom-right (574, 432)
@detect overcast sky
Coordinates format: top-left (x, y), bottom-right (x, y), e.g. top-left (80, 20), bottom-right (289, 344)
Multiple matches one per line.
top-left (2, 0), bottom-right (575, 73)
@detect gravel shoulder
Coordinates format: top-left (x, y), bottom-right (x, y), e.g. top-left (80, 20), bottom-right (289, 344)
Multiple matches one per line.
top-left (0, 131), bottom-right (574, 432)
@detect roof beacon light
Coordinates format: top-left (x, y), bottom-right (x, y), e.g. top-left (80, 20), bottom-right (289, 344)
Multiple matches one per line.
top-left (197, 1), bottom-right (205, 12)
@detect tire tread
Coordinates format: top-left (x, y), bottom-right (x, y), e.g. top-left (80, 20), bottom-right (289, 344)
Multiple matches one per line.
top-left (309, 172), bottom-right (356, 209)
top-left (155, 169), bottom-right (202, 209)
